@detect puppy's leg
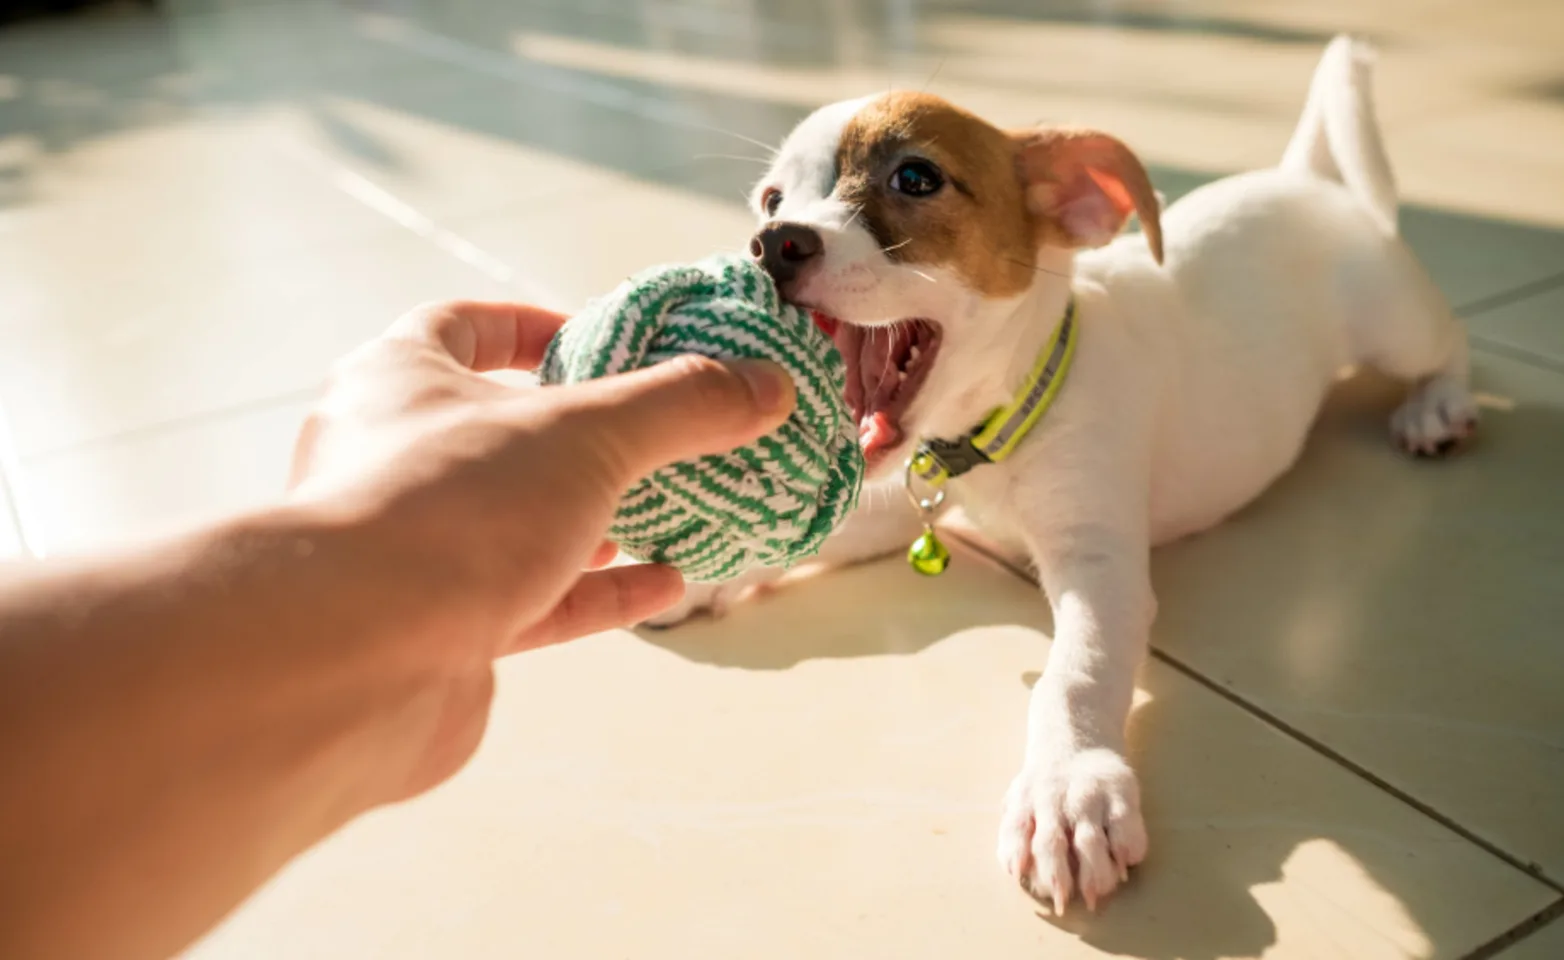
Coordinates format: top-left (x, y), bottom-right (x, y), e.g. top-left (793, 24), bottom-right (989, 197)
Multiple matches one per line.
top-left (997, 510), bottom-right (1153, 913)
top-left (642, 480), bottom-right (924, 627)
top-left (1354, 249), bottom-right (1479, 456)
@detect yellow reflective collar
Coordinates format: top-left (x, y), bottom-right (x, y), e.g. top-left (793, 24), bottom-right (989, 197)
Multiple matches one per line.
top-left (909, 298), bottom-right (1078, 488)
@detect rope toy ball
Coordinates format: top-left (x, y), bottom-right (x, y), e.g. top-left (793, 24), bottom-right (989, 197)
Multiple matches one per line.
top-left (540, 254), bottom-right (864, 582)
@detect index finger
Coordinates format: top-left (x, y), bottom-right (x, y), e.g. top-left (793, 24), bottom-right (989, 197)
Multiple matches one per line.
top-left (389, 300), bottom-right (569, 372)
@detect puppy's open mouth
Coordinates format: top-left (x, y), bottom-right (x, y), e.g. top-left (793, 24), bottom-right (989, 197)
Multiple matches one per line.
top-left (813, 312), bottom-right (943, 468)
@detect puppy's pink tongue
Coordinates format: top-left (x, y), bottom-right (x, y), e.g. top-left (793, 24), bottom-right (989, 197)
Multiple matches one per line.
top-left (859, 411), bottom-right (902, 461)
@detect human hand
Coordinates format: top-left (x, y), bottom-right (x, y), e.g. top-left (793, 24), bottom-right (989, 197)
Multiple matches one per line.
top-left (0, 302), bottom-right (796, 960)
top-left (286, 300), bottom-right (794, 800)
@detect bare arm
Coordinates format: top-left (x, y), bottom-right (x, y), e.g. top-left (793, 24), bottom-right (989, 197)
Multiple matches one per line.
top-left (0, 300), bottom-right (794, 960)
top-left (0, 508), bottom-right (438, 960)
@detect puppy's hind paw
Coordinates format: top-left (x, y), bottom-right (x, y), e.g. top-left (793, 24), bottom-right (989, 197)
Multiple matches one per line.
top-left (1391, 374), bottom-right (1478, 458)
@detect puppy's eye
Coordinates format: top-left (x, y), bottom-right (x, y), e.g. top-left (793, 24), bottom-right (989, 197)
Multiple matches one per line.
top-left (890, 160), bottom-right (943, 197)
top-left (761, 187), bottom-right (783, 216)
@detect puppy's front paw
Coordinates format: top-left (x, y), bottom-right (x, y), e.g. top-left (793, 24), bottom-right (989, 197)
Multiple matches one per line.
top-left (639, 579), bottom-right (747, 629)
top-left (996, 746), bottom-right (1147, 914)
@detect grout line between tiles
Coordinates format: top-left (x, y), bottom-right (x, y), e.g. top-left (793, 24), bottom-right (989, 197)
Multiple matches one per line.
top-left (1469, 335), bottom-right (1564, 378)
top-left (1144, 647), bottom-right (1563, 893)
top-left (322, 165), bottom-right (569, 308)
top-left (1454, 270), bottom-right (1564, 377)
top-left (1460, 897), bottom-right (1564, 960)
top-left (1457, 271), bottom-right (1564, 320)
top-left (947, 530), bottom-right (1564, 897)
top-left (356, 14), bottom-right (711, 133)
top-left (0, 397), bottom-right (39, 559)
top-left (19, 386), bottom-right (324, 469)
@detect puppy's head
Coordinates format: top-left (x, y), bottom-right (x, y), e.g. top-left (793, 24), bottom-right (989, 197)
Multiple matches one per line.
top-left (749, 91), bottom-right (1161, 475)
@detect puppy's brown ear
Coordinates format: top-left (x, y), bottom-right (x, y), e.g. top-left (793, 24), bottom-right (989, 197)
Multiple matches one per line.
top-left (1012, 128), bottom-right (1163, 265)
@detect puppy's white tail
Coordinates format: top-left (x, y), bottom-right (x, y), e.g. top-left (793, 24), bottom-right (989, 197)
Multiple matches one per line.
top-left (1280, 35), bottom-right (1398, 235)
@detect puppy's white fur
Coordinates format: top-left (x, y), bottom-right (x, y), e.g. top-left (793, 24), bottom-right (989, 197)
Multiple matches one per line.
top-left (651, 37), bottom-right (1475, 911)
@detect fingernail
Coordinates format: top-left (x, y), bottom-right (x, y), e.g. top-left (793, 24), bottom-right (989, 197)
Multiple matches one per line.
top-left (728, 360), bottom-right (792, 415)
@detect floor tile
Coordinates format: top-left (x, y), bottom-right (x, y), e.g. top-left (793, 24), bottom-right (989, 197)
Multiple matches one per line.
top-left (0, 217), bottom-right (513, 460)
top-left (0, 113), bottom-right (387, 292)
top-left (334, 17), bottom-right (815, 206)
top-left (268, 93), bottom-right (678, 223)
top-left (1497, 911), bottom-right (1564, 960)
top-left (0, 117), bottom-right (516, 458)
top-left (1392, 99), bottom-right (1564, 228)
top-left (961, 348), bottom-right (1564, 883)
top-left (450, 172), bottom-right (757, 309)
top-left (185, 547), bottom-right (1552, 960)
top-left (14, 399), bottom-right (311, 556)
top-left (1400, 211), bottom-right (1564, 316)
top-left (1137, 350), bottom-right (1564, 882)
top-left (1467, 280), bottom-right (1564, 369)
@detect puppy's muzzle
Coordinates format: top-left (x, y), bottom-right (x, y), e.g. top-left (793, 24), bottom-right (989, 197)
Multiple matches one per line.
top-left (750, 222), bottom-right (822, 288)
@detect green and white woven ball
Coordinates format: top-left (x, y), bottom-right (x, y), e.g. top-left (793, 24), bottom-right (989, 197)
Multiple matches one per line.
top-left (540, 254), bottom-right (864, 582)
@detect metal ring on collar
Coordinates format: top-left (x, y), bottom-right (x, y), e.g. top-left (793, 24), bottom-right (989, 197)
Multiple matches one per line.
top-left (903, 457), bottom-right (946, 515)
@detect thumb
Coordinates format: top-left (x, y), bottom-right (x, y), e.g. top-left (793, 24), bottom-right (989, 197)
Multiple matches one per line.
top-left (550, 355), bottom-right (796, 483)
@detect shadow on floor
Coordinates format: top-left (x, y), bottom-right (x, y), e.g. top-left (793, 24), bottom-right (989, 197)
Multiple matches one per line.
top-left (632, 548), bottom-right (1024, 669)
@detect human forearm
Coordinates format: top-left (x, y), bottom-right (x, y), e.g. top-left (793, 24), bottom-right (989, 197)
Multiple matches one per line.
top-left (0, 505), bottom-right (421, 960)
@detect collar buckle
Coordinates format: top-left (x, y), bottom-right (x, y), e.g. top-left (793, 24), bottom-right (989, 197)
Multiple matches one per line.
top-left (919, 435), bottom-right (992, 481)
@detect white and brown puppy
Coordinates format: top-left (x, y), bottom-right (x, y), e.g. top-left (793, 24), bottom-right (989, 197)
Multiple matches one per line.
top-left (651, 36), bottom-right (1476, 911)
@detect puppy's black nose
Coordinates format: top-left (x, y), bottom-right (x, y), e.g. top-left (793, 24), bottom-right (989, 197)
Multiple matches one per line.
top-left (750, 222), bottom-right (822, 286)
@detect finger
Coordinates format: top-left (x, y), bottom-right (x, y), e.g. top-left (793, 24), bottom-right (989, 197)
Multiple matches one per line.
top-left (549, 356), bottom-right (796, 484)
top-left (389, 301), bottom-right (568, 372)
top-left (586, 541), bottom-right (619, 570)
top-left (505, 564), bottom-right (684, 654)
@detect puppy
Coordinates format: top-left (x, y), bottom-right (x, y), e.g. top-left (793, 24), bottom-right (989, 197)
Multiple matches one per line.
top-left (650, 36), bottom-right (1476, 911)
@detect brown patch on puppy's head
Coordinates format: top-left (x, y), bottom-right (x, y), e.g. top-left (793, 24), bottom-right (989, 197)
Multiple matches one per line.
top-left (831, 94), bottom-right (1164, 303)
top-left (834, 92), bottom-right (1040, 299)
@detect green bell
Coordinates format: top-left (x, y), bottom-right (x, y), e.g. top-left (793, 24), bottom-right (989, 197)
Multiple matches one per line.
top-left (907, 527), bottom-right (950, 576)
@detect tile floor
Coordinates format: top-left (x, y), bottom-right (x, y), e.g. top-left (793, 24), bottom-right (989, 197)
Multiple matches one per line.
top-left (0, 1), bottom-right (1560, 957)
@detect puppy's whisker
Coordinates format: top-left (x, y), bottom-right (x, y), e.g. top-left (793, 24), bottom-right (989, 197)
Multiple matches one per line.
top-left (920, 55), bottom-right (949, 93)
top-left (699, 124), bottom-right (780, 158)
top-left (695, 153), bottom-right (773, 165)
top-left (905, 266), bottom-right (938, 284)
top-left (842, 203), bottom-right (865, 232)
top-left (881, 238), bottom-right (912, 255)
top-left (1002, 257), bottom-right (1073, 281)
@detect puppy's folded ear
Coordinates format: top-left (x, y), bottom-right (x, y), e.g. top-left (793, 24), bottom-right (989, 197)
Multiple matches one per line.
top-left (1012, 128), bottom-right (1164, 265)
